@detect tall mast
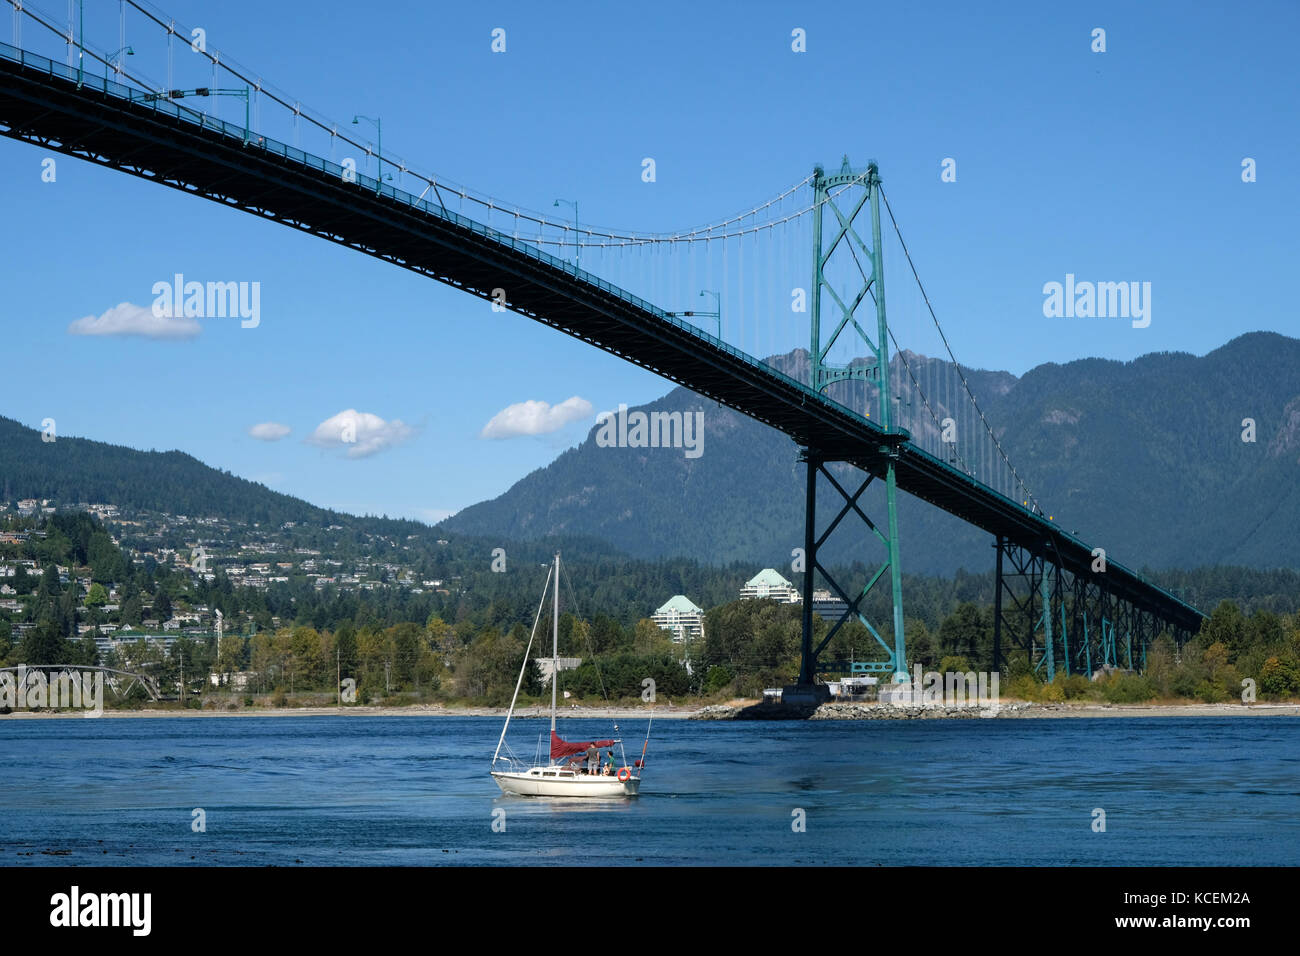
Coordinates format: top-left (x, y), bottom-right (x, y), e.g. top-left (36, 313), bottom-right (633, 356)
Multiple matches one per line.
top-left (492, 562), bottom-right (553, 767)
top-left (551, 551), bottom-right (560, 738)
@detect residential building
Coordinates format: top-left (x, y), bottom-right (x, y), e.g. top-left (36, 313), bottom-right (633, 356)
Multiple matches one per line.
top-left (740, 569), bottom-right (800, 603)
top-left (652, 595), bottom-right (705, 644)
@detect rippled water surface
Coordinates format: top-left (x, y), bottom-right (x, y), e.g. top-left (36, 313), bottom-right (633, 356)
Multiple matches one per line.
top-left (1, 715), bottom-right (1296, 865)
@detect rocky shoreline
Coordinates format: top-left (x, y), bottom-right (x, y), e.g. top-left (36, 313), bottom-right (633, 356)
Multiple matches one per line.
top-left (690, 700), bottom-right (1300, 720)
top-left (690, 701), bottom-right (1029, 720)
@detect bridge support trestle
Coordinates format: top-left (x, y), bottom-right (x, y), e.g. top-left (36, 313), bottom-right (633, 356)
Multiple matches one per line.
top-left (993, 537), bottom-right (1194, 683)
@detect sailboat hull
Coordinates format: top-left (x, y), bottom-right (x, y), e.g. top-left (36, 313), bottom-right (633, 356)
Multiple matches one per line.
top-left (492, 769), bottom-right (640, 797)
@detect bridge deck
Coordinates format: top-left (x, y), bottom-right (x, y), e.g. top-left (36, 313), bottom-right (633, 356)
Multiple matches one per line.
top-left (0, 44), bottom-right (1203, 634)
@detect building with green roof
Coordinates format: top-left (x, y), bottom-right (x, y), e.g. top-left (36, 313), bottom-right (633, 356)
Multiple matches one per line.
top-left (652, 594), bottom-right (704, 644)
top-left (739, 568), bottom-right (800, 603)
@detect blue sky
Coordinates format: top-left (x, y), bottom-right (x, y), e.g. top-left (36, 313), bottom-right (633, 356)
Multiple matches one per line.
top-left (3, 0), bottom-right (1297, 522)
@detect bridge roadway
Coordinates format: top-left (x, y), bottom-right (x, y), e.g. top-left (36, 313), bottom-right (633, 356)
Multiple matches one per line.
top-left (0, 43), bottom-right (1204, 634)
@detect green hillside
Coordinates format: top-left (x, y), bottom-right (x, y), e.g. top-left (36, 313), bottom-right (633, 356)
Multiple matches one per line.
top-left (0, 415), bottom-right (339, 528)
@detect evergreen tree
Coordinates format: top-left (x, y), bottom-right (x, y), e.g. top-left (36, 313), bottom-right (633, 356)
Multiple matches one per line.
top-left (21, 622), bottom-right (71, 665)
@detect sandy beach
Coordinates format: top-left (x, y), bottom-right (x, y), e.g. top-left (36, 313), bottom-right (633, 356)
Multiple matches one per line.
top-left (1005, 701), bottom-right (1300, 718)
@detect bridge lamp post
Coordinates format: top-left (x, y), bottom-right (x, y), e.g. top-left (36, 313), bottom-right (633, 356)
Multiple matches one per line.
top-left (667, 291), bottom-right (721, 338)
top-left (353, 114), bottom-right (383, 195)
top-left (553, 199), bottom-right (579, 266)
top-left (698, 289), bottom-right (722, 337)
top-left (105, 46), bottom-right (134, 84)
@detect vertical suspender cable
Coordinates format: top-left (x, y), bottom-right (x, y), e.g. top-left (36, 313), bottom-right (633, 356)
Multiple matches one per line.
top-left (738, 231), bottom-right (744, 357)
top-left (722, 235), bottom-right (728, 347)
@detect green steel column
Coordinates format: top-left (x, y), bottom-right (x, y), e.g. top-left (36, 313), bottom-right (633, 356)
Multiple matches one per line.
top-left (1041, 567), bottom-right (1054, 683)
top-left (993, 540), bottom-right (1004, 674)
top-left (798, 166), bottom-right (825, 687)
top-left (809, 165), bottom-right (825, 391)
top-left (1061, 600), bottom-right (1069, 677)
top-left (868, 163), bottom-right (906, 676)
top-left (870, 164), bottom-right (891, 435)
top-left (798, 454), bottom-right (818, 686)
top-left (1083, 615), bottom-right (1092, 677)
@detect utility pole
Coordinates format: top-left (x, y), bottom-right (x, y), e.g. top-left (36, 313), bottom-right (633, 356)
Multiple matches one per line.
top-left (214, 608), bottom-right (224, 691)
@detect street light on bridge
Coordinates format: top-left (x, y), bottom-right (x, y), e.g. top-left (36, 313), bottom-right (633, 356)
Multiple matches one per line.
top-left (668, 290), bottom-right (722, 338)
top-left (699, 290), bottom-right (722, 335)
top-left (553, 198), bottom-right (579, 266)
top-left (105, 46), bottom-right (134, 84)
top-left (353, 114), bottom-right (385, 195)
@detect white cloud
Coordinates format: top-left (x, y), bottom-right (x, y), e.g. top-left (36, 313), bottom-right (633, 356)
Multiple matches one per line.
top-left (67, 301), bottom-right (201, 340)
top-left (248, 422), bottom-right (291, 441)
top-left (415, 507), bottom-right (457, 524)
top-left (306, 409), bottom-right (417, 459)
top-left (480, 396), bottom-right (593, 439)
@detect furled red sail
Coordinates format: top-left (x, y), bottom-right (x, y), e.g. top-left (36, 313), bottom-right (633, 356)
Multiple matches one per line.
top-left (550, 731), bottom-right (616, 760)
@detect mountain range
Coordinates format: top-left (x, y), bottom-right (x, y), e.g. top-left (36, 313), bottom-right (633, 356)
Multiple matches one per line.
top-left (444, 332), bottom-right (1300, 576)
top-left (2, 332), bottom-right (1296, 578)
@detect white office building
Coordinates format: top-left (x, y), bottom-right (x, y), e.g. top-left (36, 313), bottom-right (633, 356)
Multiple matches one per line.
top-left (811, 589), bottom-right (850, 621)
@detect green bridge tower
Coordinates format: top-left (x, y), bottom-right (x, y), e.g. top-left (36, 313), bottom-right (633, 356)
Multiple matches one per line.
top-left (788, 158), bottom-right (908, 704)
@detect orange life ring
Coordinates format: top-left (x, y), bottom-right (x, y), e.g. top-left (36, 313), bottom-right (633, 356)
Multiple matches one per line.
top-left (617, 766), bottom-right (632, 782)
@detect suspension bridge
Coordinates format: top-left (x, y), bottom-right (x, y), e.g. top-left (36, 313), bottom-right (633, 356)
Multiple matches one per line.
top-left (0, 0), bottom-right (1205, 698)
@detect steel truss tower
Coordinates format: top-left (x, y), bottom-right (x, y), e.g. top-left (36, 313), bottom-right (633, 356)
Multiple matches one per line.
top-left (790, 159), bottom-right (907, 701)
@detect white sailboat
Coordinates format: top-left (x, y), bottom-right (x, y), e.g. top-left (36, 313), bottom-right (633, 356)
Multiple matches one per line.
top-left (491, 552), bottom-right (648, 797)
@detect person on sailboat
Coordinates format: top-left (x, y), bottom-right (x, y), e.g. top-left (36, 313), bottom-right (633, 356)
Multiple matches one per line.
top-left (604, 751), bottom-right (615, 776)
top-left (586, 743), bottom-right (599, 775)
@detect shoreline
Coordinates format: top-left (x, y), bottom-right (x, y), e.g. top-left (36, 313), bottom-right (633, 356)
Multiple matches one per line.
top-left (2, 700), bottom-right (1299, 720)
top-left (0, 703), bottom-right (696, 720)
top-left (1001, 702), bottom-right (1300, 718)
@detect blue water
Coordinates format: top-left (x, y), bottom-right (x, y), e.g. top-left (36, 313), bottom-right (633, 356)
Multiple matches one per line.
top-left (1, 715), bottom-right (1296, 866)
